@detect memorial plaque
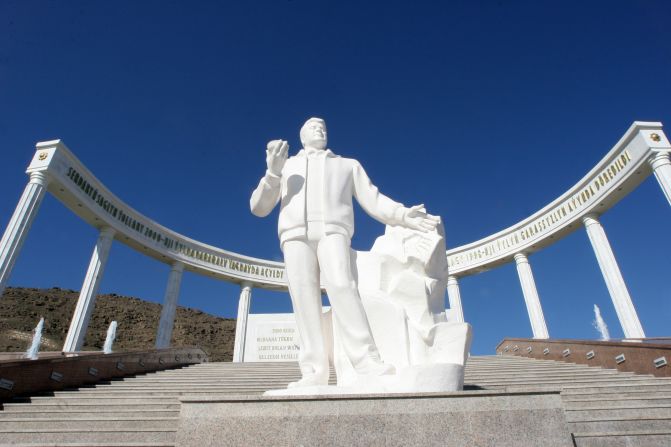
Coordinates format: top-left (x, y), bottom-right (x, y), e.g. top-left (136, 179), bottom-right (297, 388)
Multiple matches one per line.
top-left (244, 309), bottom-right (331, 362)
top-left (244, 313), bottom-right (300, 362)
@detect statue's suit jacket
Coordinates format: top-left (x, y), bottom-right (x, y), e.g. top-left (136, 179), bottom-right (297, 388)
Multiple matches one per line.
top-left (250, 149), bottom-right (406, 244)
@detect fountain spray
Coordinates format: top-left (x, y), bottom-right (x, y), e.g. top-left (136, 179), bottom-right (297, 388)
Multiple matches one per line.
top-left (25, 317), bottom-right (44, 360)
top-left (103, 321), bottom-right (117, 354)
top-left (593, 304), bottom-right (610, 341)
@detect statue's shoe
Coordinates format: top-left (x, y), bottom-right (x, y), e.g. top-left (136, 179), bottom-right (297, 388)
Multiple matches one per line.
top-left (287, 374), bottom-right (329, 389)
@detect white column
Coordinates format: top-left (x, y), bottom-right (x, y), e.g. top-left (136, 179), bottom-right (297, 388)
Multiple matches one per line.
top-left (63, 227), bottom-right (115, 352)
top-left (583, 214), bottom-right (645, 339)
top-left (232, 282), bottom-right (252, 362)
top-left (0, 172), bottom-right (50, 297)
top-left (649, 152), bottom-right (671, 207)
top-left (155, 261), bottom-right (185, 349)
top-left (514, 253), bottom-right (549, 339)
top-left (446, 275), bottom-right (465, 323)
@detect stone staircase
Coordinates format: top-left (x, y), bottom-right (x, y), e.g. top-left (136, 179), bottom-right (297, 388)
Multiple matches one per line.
top-left (1, 355), bottom-right (670, 446)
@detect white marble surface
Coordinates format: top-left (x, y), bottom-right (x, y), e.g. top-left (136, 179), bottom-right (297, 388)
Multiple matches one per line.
top-left (0, 122), bottom-right (666, 362)
top-left (4, 123), bottom-right (666, 292)
top-left (265, 364), bottom-right (465, 396)
top-left (514, 253), bottom-right (549, 339)
top-left (650, 150), bottom-right (671, 207)
top-left (155, 261), bottom-right (185, 349)
top-left (242, 312), bottom-right (308, 362)
top-left (329, 220), bottom-right (472, 392)
top-left (63, 226), bottom-right (115, 352)
top-left (0, 171), bottom-right (49, 297)
top-left (232, 282), bottom-right (252, 362)
top-left (250, 118), bottom-right (440, 389)
top-left (583, 214), bottom-right (645, 338)
top-left (446, 275), bottom-right (465, 323)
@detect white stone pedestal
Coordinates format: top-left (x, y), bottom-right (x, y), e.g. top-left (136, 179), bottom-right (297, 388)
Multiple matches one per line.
top-left (264, 364), bottom-right (464, 396)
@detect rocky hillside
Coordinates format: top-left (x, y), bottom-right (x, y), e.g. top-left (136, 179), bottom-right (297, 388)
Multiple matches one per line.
top-left (0, 287), bottom-right (236, 361)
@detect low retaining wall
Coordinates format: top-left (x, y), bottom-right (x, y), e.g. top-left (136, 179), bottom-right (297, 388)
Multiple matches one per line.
top-left (496, 338), bottom-right (671, 377)
top-left (0, 346), bottom-right (208, 400)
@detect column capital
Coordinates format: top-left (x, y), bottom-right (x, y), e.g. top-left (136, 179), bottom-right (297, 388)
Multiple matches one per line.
top-left (649, 151), bottom-right (671, 170)
top-left (99, 226), bottom-right (116, 239)
top-left (240, 281), bottom-right (253, 291)
top-left (446, 275), bottom-right (459, 285)
top-left (170, 261), bottom-right (185, 273)
top-left (28, 171), bottom-right (50, 186)
top-left (513, 252), bottom-right (529, 264)
top-left (582, 213), bottom-right (600, 227)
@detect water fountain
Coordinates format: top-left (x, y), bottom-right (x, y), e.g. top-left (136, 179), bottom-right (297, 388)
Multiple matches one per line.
top-left (593, 304), bottom-right (610, 341)
top-left (25, 317), bottom-right (44, 360)
top-left (103, 321), bottom-right (117, 354)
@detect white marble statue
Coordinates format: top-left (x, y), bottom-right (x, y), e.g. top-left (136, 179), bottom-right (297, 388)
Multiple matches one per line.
top-left (250, 117), bottom-right (440, 388)
top-left (334, 220), bottom-right (473, 392)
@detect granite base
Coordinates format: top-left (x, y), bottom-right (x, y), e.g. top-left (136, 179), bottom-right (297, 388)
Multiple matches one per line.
top-left (176, 390), bottom-right (572, 446)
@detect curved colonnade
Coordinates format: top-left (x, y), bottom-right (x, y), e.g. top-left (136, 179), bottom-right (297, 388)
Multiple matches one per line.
top-left (0, 122), bottom-right (669, 358)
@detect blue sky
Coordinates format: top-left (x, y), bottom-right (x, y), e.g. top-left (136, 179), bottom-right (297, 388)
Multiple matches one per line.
top-left (1, 1), bottom-right (670, 355)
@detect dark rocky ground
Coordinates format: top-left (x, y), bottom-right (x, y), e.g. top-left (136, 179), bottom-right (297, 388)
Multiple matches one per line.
top-left (0, 287), bottom-right (236, 361)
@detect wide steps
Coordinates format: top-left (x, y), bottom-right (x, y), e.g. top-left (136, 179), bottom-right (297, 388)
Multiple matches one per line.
top-left (573, 431), bottom-right (671, 447)
top-left (565, 399), bottom-right (671, 409)
top-left (0, 410), bottom-right (179, 419)
top-left (2, 354), bottom-right (670, 446)
top-left (0, 417), bottom-right (177, 430)
top-left (2, 402), bottom-right (180, 411)
top-left (571, 418), bottom-right (671, 433)
top-left (561, 384), bottom-right (671, 395)
top-left (5, 399), bottom-right (182, 409)
top-left (0, 428), bottom-right (176, 445)
top-left (566, 407), bottom-right (671, 421)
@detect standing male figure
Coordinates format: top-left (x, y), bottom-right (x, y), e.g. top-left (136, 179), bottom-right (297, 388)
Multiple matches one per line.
top-left (250, 117), bottom-right (438, 388)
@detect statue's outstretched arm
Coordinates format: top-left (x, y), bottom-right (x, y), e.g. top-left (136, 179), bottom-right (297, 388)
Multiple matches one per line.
top-left (351, 161), bottom-right (406, 226)
top-left (250, 140), bottom-right (287, 217)
top-left (352, 162), bottom-right (440, 232)
top-left (250, 171), bottom-right (281, 217)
